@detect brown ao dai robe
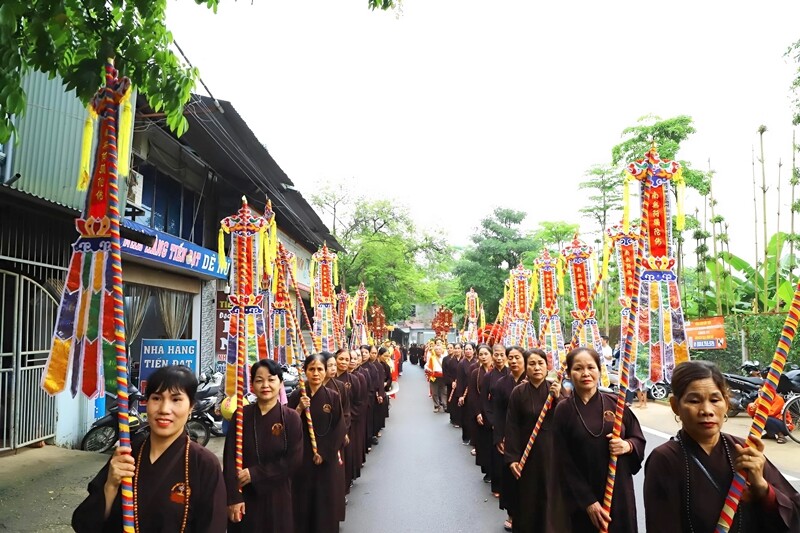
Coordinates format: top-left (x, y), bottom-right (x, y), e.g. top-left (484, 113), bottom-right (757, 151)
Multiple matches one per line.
top-left (287, 384), bottom-right (347, 533)
top-left (504, 379), bottom-right (565, 533)
top-left (644, 430), bottom-right (800, 532)
top-left (223, 402), bottom-right (303, 533)
top-left (552, 390), bottom-right (646, 533)
top-left (72, 434), bottom-right (227, 533)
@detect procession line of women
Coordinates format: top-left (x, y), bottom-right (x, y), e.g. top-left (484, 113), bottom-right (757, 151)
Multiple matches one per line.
top-left (72, 343), bottom-right (397, 533)
top-left (439, 341), bottom-right (800, 532)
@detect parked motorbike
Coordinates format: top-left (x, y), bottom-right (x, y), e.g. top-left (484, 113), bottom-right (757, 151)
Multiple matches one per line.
top-left (282, 364), bottom-right (299, 396)
top-left (80, 385), bottom-right (148, 453)
top-left (194, 369), bottom-right (224, 440)
top-left (724, 361), bottom-right (766, 417)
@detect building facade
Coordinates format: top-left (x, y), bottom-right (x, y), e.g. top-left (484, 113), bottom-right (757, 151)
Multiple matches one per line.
top-left (0, 73), bottom-right (339, 451)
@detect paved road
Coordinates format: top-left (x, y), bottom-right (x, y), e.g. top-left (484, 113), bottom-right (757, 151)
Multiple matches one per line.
top-left (342, 364), bottom-right (508, 533)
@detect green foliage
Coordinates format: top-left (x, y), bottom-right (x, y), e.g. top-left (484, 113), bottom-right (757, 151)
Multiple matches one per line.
top-left (578, 164), bottom-right (623, 235)
top-left (611, 115), bottom-right (710, 197)
top-left (311, 185), bottom-right (451, 323)
top-left (689, 315), bottom-right (800, 373)
top-left (0, 0), bottom-right (224, 142)
top-left (530, 220), bottom-right (580, 252)
top-left (453, 208), bottom-right (538, 319)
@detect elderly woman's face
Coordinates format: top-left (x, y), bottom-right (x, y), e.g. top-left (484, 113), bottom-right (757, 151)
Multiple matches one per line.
top-left (670, 377), bottom-right (729, 442)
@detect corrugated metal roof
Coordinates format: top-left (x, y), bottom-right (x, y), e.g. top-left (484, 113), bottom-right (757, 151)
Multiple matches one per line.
top-left (10, 71), bottom-right (86, 210)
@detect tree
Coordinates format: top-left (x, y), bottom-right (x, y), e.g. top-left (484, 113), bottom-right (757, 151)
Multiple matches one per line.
top-left (311, 186), bottom-right (451, 324)
top-left (578, 164), bottom-right (623, 333)
top-left (453, 208), bottom-right (538, 319)
top-left (0, 1), bottom-right (397, 143)
top-left (0, 0), bottom-right (228, 142)
top-left (530, 220), bottom-right (579, 253)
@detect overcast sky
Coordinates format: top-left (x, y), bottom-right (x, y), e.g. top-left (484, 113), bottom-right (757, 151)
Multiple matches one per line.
top-left (167, 1), bottom-right (800, 264)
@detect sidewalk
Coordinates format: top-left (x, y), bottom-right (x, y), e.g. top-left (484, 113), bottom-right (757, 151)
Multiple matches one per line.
top-left (634, 400), bottom-right (800, 476)
top-left (0, 445), bottom-right (107, 532)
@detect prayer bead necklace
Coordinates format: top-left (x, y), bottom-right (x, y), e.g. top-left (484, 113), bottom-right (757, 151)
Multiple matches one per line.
top-left (676, 432), bottom-right (741, 533)
top-left (134, 434), bottom-right (190, 533)
top-left (572, 392), bottom-right (606, 438)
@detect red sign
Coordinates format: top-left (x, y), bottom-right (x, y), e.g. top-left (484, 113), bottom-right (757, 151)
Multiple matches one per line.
top-left (685, 316), bottom-right (727, 350)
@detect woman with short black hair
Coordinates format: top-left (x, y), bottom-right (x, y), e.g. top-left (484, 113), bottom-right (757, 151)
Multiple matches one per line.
top-left (73, 365), bottom-right (227, 533)
top-left (223, 358), bottom-right (303, 532)
top-left (644, 360), bottom-right (800, 532)
top-left (288, 354), bottom-right (346, 533)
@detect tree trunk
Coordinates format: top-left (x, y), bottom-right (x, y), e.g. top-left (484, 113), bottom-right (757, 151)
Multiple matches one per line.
top-left (791, 131), bottom-right (797, 288)
top-left (708, 161), bottom-right (722, 316)
top-left (776, 158), bottom-right (783, 312)
top-left (752, 145), bottom-right (760, 313)
top-left (759, 126), bottom-right (768, 312)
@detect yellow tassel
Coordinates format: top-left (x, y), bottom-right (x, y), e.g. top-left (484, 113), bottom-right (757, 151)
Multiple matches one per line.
top-left (218, 227), bottom-right (227, 273)
top-left (309, 258), bottom-right (316, 308)
top-left (256, 228), bottom-right (264, 290)
top-left (333, 255), bottom-right (339, 287)
top-left (531, 268), bottom-right (539, 307)
top-left (622, 173), bottom-right (632, 234)
top-left (271, 262), bottom-right (279, 295)
top-left (557, 256), bottom-right (565, 296)
top-left (675, 168), bottom-right (685, 231)
top-left (117, 88), bottom-right (133, 178)
top-left (77, 108), bottom-right (96, 191)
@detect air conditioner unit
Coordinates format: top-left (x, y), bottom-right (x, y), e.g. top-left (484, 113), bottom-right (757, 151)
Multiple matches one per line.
top-left (127, 169), bottom-right (143, 206)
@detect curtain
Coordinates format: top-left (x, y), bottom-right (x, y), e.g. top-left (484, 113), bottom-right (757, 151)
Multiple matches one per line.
top-left (124, 284), bottom-right (153, 345)
top-left (157, 288), bottom-right (192, 339)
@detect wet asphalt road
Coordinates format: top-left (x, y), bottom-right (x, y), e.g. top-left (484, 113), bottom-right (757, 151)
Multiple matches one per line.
top-left (341, 363), bottom-right (508, 533)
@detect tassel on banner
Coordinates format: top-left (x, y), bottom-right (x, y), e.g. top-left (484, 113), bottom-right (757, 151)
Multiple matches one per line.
top-left (557, 256), bottom-right (565, 296)
top-left (218, 227), bottom-right (228, 273)
top-left (531, 268), bottom-right (539, 307)
top-left (309, 258), bottom-right (316, 308)
top-left (256, 228), bottom-right (265, 290)
top-left (77, 108), bottom-right (97, 191)
top-left (333, 255), bottom-right (339, 287)
top-left (675, 168), bottom-right (686, 231)
top-left (117, 88), bottom-right (133, 178)
top-left (601, 236), bottom-right (611, 287)
top-left (622, 172), bottom-right (631, 234)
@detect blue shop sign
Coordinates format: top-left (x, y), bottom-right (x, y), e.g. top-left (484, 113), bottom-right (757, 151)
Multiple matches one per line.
top-left (121, 219), bottom-right (228, 279)
top-left (138, 339), bottom-right (199, 389)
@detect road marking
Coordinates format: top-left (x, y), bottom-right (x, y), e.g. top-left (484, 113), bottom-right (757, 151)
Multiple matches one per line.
top-left (642, 426), bottom-right (800, 482)
top-left (642, 426), bottom-right (673, 440)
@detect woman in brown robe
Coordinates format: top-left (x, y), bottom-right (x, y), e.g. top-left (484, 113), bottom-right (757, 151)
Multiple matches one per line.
top-left (505, 348), bottom-right (564, 533)
top-left (350, 349), bottom-right (369, 469)
top-left (491, 346), bottom-right (526, 530)
top-left (324, 352), bottom-right (350, 499)
top-left (484, 343), bottom-right (509, 495)
top-left (224, 359), bottom-right (303, 532)
top-left (72, 365), bottom-right (227, 533)
top-left (336, 348), bottom-right (361, 488)
top-left (445, 343), bottom-right (463, 425)
top-left (457, 342), bottom-right (478, 445)
top-left (471, 343), bottom-right (494, 479)
top-left (552, 347), bottom-right (645, 533)
top-left (644, 360), bottom-right (800, 532)
top-left (362, 345), bottom-right (381, 446)
top-left (287, 354), bottom-right (347, 533)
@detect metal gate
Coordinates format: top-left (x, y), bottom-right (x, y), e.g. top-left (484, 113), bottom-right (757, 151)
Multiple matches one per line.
top-left (0, 270), bottom-right (58, 451)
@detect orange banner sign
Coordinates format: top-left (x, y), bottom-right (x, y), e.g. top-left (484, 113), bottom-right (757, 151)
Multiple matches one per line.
top-left (685, 316), bottom-right (726, 350)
